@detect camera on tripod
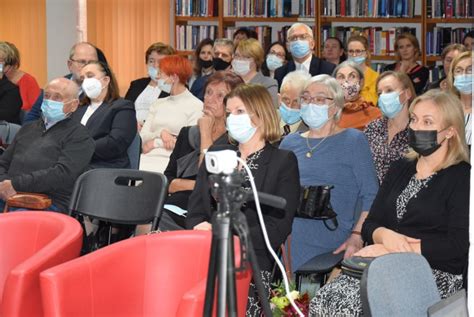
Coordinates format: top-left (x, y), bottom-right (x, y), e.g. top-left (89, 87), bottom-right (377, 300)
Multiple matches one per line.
top-left (205, 149), bottom-right (238, 175)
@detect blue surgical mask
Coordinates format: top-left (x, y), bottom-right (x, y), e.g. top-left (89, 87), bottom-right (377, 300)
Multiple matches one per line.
top-left (157, 78), bottom-right (172, 94)
top-left (226, 113), bottom-right (257, 144)
top-left (300, 103), bottom-right (330, 129)
top-left (454, 75), bottom-right (472, 95)
top-left (279, 103), bottom-right (301, 125)
top-left (41, 99), bottom-right (68, 123)
top-left (266, 54), bottom-right (284, 71)
top-left (349, 56), bottom-right (366, 65)
top-left (290, 40), bottom-right (311, 59)
top-left (378, 91), bottom-right (404, 119)
top-left (148, 66), bottom-right (158, 81)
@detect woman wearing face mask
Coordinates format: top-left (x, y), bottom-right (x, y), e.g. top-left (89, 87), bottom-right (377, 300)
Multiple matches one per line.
top-left (278, 70), bottom-right (311, 136)
top-left (186, 84), bottom-right (300, 316)
top-left (261, 41), bottom-right (289, 78)
top-left (72, 61), bottom-right (137, 169)
top-left (140, 55), bottom-right (203, 173)
top-left (279, 74), bottom-right (379, 272)
top-left (232, 39), bottom-right (279, 107)
top-left (383, 33), bottom-right (429, 96)
top-left (346, 35), bottom-right (379, 105)
top-left (322, 37), bottom-right (347, 66)
top-left (447, 51), bottom-right (472, 147)
top-left (125, 43), bottom-right (175, 130)
top-left (333, 61), bottom-right (381, 130)
top-left (189, 39), bottom-right (214, 89)
top-left (310, 90), bottom-right (470, 316)
top-left (364, 71), bottom-right (416, 184)
top-left (424, 44), bottom-right (467, 92)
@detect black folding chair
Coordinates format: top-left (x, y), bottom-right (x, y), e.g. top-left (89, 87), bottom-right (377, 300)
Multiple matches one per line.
top-left (68, 168), bottom-right (168, 253)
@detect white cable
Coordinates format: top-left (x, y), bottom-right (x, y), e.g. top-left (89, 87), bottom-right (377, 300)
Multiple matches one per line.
top-left (237, 157), bottom-right (304, 317)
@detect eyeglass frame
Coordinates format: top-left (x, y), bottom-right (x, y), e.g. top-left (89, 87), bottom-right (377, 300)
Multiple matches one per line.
top-left (300, 93), bottom-right (334, 105)
top-left (453, 65), bottom-right (473, 76)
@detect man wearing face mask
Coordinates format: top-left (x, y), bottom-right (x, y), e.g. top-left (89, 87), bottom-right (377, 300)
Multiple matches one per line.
top-left (274, 23), bottom-right (335, 90)
top-left (190, 38), bottom-right (234, 101)
top-left (0, 78), bottom-right (94, 212)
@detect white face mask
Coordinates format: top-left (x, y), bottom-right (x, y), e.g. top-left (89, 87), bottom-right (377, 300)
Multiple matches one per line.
top-left (82, 77), bottom-right (104, 99)
top-left (232, 59), bottom-right (251, 76)
top-left (226, 113), bottom-right (257, 144)
top-left (157, 78), bottom-right (173, 94)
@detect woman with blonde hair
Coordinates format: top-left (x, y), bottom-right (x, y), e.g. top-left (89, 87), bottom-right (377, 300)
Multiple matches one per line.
top-left (187, 84), bottom-right (300, 316)
top-left (384, 33), bottom-right (429, 95)
top-left (311, 89), bottom-right (470, 316)
top-left (447, 51), bottom-right (472, 146)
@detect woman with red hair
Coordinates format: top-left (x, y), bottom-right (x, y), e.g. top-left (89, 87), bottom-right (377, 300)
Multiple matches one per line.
top-left (140, 55), bottom-right (203, 173)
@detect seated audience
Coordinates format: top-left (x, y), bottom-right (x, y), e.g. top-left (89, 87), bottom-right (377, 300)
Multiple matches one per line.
top-left (232, 27), bottom-right (258, 47)
top-left (279, 74), bottom-right (378, 271)
top-left (2, 42), bottom-right (41, 112)
top-left (447, 51), bottom-right (472, 146)
top-left (186, 84), bottom-right (300, 316)
top-left (278, 70), bottom-right (310, 136)
top-left (159, 71), bottom-right (244, 231)
top-left (462, 30), bottom-right (473, 51)
top-left (189, 38), bottom-right (214, 89)
top-left (0, 78), bottom-right (94, 212)
top-left (425, 44), bottom-right (467, 92)
top-left (261, 41), bottom-right (290, 78)
top-left (190, 38), bottom-right (234, 101)
top-left (334, 60), bottom-right (381, 130)
top-left (140, 55), bottom-right (203, 173)
top-left (383, 33), bottom-right (429, 95)
top-left (124, 42), bottom-right (175, 129)
top-left (346, 35), bottom-right (379, 105)
top-left (365, 71), bottom-right (416, 184)
top-left (322, 37), bottom-right (346, 66)
top-left (72, 61), bottom-right (137, 169)
top-left (311, 90), bottom-right (470, 316)
top-left (232, 38), bottom-right (279, 107)
top-left (275, 23), bottom-right (335, 89)
top-left (0, 43), bottom-right (22, 124)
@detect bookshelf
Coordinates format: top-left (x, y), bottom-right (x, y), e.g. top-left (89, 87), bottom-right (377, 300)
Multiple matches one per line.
top-left (173, 0), bottom-right (474, 66)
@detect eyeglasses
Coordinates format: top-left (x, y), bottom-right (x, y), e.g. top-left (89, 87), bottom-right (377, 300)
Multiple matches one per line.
top-left (347, 49), bottom-right (366, 56)
top-left (70, 58), bottom-right (94, 67)
top-left (453, 66), bottom-right (472, 76)
top-left (300, 93), bottom-right (334, 105)
top-left (288, 34), bottom-right (312, 42)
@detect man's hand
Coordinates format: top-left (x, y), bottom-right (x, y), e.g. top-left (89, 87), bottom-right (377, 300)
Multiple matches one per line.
top-left (161, 129), bottom-right (177, 151)
top-left (334, 233), bottom-right (364, 259)
top-left (142, 139), bottom-right (155, 154)
top-left (0, 180), bottom-right (17, 201)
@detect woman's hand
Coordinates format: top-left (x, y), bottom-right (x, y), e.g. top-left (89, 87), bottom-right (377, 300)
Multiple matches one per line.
top-left (375, 228), bottom-right (420, 253)
top-left (354, 244), bottom-right (390, 258)
top-left (193, 221), bottom-right (212, 231)
top-left (198, 109), bottom-right (215, 138)
top-left (142, 139), bottom-right (155, 154)
top-left (161, 129), bottom-right (177, 151)
top-left (334, 233), bottom-right (364, 259)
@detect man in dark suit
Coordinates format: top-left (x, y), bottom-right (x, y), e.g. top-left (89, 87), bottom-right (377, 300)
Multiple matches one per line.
top-left (274, 23), bottom-right (336, 90)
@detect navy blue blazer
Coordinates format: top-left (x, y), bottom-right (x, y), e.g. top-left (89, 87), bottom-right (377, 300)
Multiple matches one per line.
top-left (71, 98), bottom-right (137, 169)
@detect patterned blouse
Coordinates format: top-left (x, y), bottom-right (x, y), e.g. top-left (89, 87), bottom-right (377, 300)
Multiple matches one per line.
top-left (364, 117), bottom-right (409, 184)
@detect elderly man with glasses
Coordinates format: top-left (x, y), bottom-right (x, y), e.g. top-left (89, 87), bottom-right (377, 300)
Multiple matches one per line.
top-left (274, 23), bottom-right (335, 90)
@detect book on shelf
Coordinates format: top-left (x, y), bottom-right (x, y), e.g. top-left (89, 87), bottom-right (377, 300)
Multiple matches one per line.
top-left (321, 0), bottom-right (414, 17)
top-left (223, 0), bottom-right (314, 17)
top-left (176, 24), bottom-right (218, 51)
top-left (427, 0), bottom-right (474, 18)
top-left (175, 0), bottom-right (218, 17)
top-left (426, 26), bottom-right (474, 55)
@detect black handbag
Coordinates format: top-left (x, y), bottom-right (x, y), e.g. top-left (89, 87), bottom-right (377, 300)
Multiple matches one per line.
top-left (296, 185), bottom-right (338, 231)
top-left (341, 256), bottom-right (375, 280)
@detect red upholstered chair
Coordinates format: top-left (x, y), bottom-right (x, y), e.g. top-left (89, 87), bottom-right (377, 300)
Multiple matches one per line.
top-left (40, 230), bottom-right (252, 317)
top-left (0, 211), bottom-right (83, 317)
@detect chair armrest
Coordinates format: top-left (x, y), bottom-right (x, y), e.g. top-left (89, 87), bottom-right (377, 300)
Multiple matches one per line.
top-left (296, 251), bottom-right (344, 274)
top-left (5, 193), bottom-right (52, 210)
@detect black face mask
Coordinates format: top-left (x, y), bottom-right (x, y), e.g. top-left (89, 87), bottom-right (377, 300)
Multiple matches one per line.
top-left (213, 57), bottom-right (231, 71)
top-left (199, 58), bottom-right (213, 69)
top-left (408, 128), bottom-right (445, 157)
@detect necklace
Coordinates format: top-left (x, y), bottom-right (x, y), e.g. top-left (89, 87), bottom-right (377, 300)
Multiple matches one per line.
top-left (305, 134), bottom-right (329, 158)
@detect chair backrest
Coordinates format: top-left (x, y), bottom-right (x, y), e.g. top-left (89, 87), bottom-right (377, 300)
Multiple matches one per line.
top-left (0, 120), bottom-right (21, 145)
top-left (127, 133), bottom-right (141, 169)
top-left (68, 168), bottom-right (167, 230)
top-left (360, 253), bottom-right (441, 317)
top-left (40, 231), bottom-right (252, 317)
top-left (0, 211), bottom-right (82, 317)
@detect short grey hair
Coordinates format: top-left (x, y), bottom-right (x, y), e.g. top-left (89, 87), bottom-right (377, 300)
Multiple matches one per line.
top-left (287, 23), bottom-right (314, 39)
top-left (68, 42), bottom-right (97, 60)
top-left (213, 38), bottom-right (234, 52)
top-left (281, 70), bottom-right (311, 94)
top-left (304, 74), bottom-right (345, 120)
top-left (332, 60), bottom-right (365, 81)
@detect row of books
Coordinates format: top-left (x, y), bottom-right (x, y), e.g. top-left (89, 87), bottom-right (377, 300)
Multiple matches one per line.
top-left (426, 27), bottom-right (474, 55)
top-left (223, 0), bottom-right (315, 17)
top-left (321, 26), bottom-right (416, 56)
top-left (426, 0), bottom-right (474, 18)
top-left (322, 0), bottom-right (416, 17)
top-left (175, 25), bottom-right (218, 51)
top-left (175, 0), bottom-right (217, 16)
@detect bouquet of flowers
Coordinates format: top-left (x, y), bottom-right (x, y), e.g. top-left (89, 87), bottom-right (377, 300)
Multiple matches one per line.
top-left (269, 280), bottom-right (310, 316)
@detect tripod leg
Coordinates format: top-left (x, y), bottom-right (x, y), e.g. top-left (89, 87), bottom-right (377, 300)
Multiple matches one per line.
top-left (226, 235), bottom-right (237, 317)
top-left (204, 221), bottom-right (220, 316)
top-left (216, 215), bottom-right (231, 317)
